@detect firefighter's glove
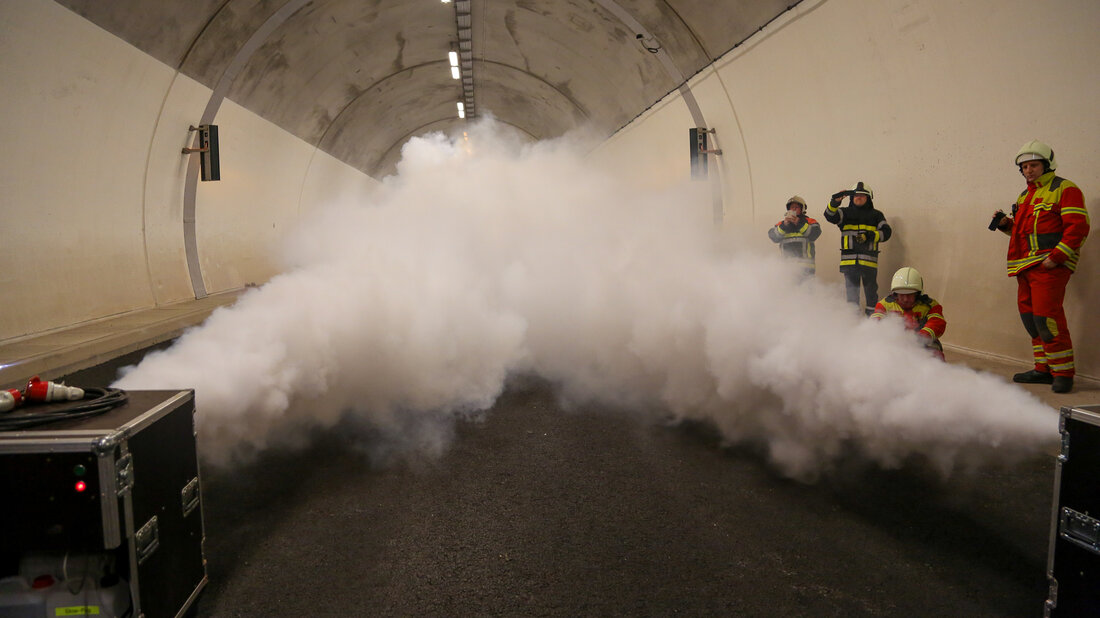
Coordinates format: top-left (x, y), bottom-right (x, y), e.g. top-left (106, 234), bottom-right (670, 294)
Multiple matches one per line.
top-left (830, 190), bottom-right (849, 206)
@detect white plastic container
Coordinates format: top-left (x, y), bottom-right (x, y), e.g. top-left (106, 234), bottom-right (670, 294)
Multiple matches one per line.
top-left (0, 575), bottom-right (46, 618)
top-left (44, 576), bottom-right (131, 618)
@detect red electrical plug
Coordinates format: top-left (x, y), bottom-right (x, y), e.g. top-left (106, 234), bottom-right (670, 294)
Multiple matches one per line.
top-left (0, 388), bottom-right (23, 412)
top-left (25, 376), bottom-right (84, 403)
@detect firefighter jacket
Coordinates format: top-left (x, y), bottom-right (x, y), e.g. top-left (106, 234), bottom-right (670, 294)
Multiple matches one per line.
top-left (768, 215), bottom-right (821, 270)
top-left (823, 198), bottom-right (891, 269)
top-left (870, 293), bottom-right (946, 341)
top-left (1006, 171), bottom-right (1090, 276)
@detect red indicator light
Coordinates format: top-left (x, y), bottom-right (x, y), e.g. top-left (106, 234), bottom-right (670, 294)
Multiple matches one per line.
top-left (75, 481), bottom-right (86, 492)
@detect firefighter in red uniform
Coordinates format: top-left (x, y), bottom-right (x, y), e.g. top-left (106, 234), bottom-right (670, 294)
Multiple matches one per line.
top-left (991, 140), bottom-right (1090, 393)
top-left (767, 195), bottom-right (822, 276)
top-left (870, 267), bottom-right (946, 361)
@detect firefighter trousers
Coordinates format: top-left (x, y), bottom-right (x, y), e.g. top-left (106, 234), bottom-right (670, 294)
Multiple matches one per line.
top-left (1016, 265), bottom-right (1075, 377)
top-left (842, 264), bottom-right (878, 314)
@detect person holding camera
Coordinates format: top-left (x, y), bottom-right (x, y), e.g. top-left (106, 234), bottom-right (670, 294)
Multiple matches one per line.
top-left (870, 267), bottom-right (946, 361)
top-left (824, 181), bottom-right (892, 314)
top-left (990, 140), bottom-right (1090, 393)
top-left (768, 195), bottom-right (822, 276)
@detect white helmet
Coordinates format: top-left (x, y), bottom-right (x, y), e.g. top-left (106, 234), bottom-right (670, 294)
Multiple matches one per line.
top-left (786, 195), bottom-right (807, 211)
top-left (849, 181), bottom-right (873, 199)
top-left (1015, 139), bottom-right (1057, 171)
top-left (891, 266), bottom-right (923, 294)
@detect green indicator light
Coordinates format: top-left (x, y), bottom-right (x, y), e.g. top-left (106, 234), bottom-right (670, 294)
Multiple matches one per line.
top-left (73, 464), bottom-right (86, 476)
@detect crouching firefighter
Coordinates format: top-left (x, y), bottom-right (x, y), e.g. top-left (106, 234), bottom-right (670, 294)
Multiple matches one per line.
top-left (825, 181), bottom-right (892, 315)
top-left (768, 195), bottom-right (822, 276)
top-left (991, 140), bottom-right (1090, 393)
top-left (870, 267), bottom-right (946, 361)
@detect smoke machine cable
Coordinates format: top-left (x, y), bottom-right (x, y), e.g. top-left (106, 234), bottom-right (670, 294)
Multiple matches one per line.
top-left (0, 388), bottom-right (129, 431)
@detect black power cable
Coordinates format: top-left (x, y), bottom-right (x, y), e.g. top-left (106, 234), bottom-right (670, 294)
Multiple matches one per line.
top-left (0, 388), bottom-right (129, 431)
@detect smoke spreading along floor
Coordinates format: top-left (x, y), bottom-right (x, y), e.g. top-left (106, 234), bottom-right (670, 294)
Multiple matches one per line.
top-left (116, 118), bottom-right (1054, 478)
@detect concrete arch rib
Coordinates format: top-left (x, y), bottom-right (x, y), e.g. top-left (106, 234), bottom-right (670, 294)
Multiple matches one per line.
top-left (179, 0), bottom-right (313, 298)
top-left (317, 56), bottom-right (587, 143)
top-left (589, 0), bottom-right (704, 126)
top-left (475, 59), bottom-right (591, 122)
top-left (319, 61), bottom-right (589, 177)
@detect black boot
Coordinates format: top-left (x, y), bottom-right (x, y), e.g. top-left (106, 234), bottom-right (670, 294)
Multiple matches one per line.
top-left (1052, 376), bottom-right (1073, 393)
top-left (1013, 369), bottom-right (1054, 384)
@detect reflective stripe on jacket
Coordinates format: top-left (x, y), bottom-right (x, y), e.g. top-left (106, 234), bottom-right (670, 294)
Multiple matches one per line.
top-left (768, 216), bottom-right (821, 268)
top-left (870, 294), bottom-right (946, 340)
top-left (1007, 171), bottom-right (1090, 276)
top-left (824, 200), bottom-right (891, 268)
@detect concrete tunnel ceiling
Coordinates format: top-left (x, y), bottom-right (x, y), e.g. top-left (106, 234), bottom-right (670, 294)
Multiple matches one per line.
top-left (57, 0), bottom-right (796, 178)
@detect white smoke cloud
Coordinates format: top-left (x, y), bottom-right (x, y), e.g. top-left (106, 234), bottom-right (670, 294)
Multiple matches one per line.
top-left (114, 119), bottom-right (1057, 478)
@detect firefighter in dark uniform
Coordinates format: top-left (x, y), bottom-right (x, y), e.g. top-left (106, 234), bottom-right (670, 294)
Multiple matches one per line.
top-left (824, 181), bottom-right (892, 314)
top-left (767, 195), bottom-right (822, 276)
top-left (991, 140), bottom-right (1090, 393)
top-left (870, 267), bottom-right (946, 361)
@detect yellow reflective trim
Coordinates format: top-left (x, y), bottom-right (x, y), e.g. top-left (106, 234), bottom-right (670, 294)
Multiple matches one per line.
top-left (1055, 243), bottom-right (1077, 260)
top-left (1046, 317), bottom-right (1060, 338)
top-left (1008, 256), bottom-right (1044, 265)
top-left (1046, 349), bottom-right (1074, 359)
top-left (55, 608), bottom-right (101, 616)
top-left (1007, 255), bottom-right (1046, 275)
top-left (1049, 360), bottom-right (1075, 371)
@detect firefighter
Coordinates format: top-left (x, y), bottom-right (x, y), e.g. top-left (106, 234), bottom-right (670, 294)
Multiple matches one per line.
top-left (767, 195), bottom-right (822, 276)
top-left (991, 140), bottom-right (1090, 393)
top-left (870, 267), bottom-right (946, 361)
top-left (824, 181), bottom-right (892, 314)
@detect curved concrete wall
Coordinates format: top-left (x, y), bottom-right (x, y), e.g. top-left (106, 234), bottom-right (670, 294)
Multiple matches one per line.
top-left (1, 0), bottom-right (1096, 379)
top-left (594, 0), bottom-right (1099, 378)
top-left (0, 0), bottom-right (380, 341)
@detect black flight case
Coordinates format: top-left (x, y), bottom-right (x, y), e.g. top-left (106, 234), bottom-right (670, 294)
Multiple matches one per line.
top-left (0, 390), bottom-right (207, 617)
top-left (1045, 404), bottom-right (1100, 616)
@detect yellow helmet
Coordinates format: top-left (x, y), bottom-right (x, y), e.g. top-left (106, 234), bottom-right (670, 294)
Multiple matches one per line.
top-left (891, 266), bottom-right (923, 294)
top-left (786, 195), bottom-right (807, 211)
top-left (849, 181), bottom-right (873, 199)
top-left (1015, 139), bottom-right (1057, 171)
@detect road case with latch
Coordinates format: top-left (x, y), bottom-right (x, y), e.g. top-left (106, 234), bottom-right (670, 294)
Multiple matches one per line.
top-left (1045, 404), bottom-right (1100, 616)
top-left (0, 390), bottom-right (207, 618)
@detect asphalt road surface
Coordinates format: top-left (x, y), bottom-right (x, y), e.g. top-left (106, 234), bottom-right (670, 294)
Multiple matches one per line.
top-left (65, 355), bottom-right (1055, 617)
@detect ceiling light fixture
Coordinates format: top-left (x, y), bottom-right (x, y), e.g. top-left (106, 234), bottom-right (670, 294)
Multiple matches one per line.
top-left (457, 101), bottom-right (465, 119)
top-left (450, 0), bottom-right (474, 119)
